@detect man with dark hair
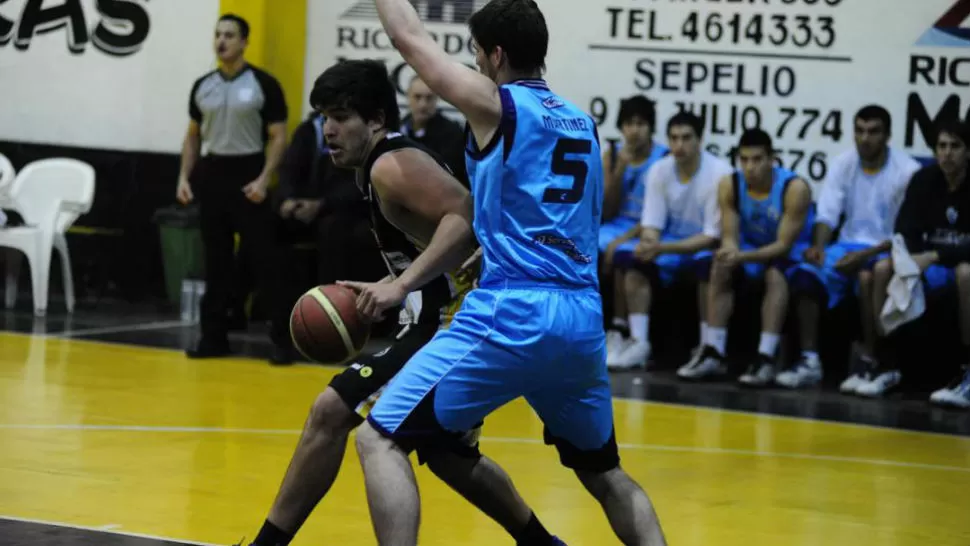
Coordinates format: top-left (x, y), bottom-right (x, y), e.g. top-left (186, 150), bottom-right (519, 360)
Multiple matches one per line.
top-left (240, 59), bottom-right (558, 546)
top-left (176, 13), bottom-right (290, 360)
top-left (784, 105), bottom-right (921, 392)
top-left (620, 112), bottom-right (733, 372)
top-left (402, 76), bottom-right (468, 187)
top-left (356, 0), bottom-right (668, 544)
top-left (599, 95), bottom-right (669, 369)
top-left (682, 129), bottom-right (814, 385)
top-left (868, 120), bottom-right (970, 402)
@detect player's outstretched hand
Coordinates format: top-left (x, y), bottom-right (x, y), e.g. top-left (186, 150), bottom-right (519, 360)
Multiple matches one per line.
top-left (337, 280), bottom-right (407, 323)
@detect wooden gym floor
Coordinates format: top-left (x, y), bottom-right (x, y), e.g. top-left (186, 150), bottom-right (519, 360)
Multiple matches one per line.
top-left (0, 308), bottom-right (968, 545)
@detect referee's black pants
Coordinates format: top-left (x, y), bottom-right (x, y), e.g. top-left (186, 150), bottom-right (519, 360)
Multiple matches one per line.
top-left (194, 154), bottom-right (287, 347)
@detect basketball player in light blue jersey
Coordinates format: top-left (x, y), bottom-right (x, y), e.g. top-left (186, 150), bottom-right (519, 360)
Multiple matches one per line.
top-left (600, 96), bottom-right (669, 364)
top-left (680, 129), bottom-right (814, 386)
top-left (341, 1), bottom-right (667, 545)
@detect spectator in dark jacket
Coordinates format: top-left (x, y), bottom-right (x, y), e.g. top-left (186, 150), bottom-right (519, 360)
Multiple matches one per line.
top-left (868, 120), bottom-right (970, 402)
top-left (400, 76), bottom-right (468, 188)
top-left (277, 112), bottom-right (387, 286)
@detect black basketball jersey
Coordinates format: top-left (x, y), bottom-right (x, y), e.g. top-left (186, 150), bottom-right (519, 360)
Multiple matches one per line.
top-left (359, 132), bottom-right (463, 326)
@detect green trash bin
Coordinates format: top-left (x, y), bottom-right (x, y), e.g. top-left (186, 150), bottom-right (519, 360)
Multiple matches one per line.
top-left (153, 205), bottom-right (205, 306)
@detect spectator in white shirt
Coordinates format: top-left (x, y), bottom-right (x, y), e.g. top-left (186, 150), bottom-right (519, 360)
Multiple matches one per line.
top-left (780, 106), bottom-right (921, 390)
top-left (610, 112), bottom-right (732, 370)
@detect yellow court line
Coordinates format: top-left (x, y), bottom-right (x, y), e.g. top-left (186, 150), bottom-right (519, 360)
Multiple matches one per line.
top-left (1, 330), bottom-right (968, 443)
top-left (1, 423), bottom-right (968, 474)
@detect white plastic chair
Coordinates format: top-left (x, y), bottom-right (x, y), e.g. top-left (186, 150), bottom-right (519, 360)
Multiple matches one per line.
top-left (0, 158), bottom-right (95, 316)
top-left (0, 153), bottom-right (15, 209)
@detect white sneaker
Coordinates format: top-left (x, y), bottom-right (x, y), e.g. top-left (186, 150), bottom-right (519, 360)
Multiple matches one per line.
top-left (606, 336), bottom-right (633, 367)
top-left (776, 355), bottom-right (823, 389)
top-left (840, 373), bottom-right (869, 393)
top-left (855, 369), bottom-right (902, 397)
top-left (605, 330), bottom-right (625, 355)
top-left (738, 357), bottom-right (776, 387)
top-left (677, 346), bottom-right (727, 380)
top-left (840, 354), bottom-right (874, 394)
top-left (608, 339), bottom-right (650, 371)
top-left (929, 367), bottom-right (970, 409)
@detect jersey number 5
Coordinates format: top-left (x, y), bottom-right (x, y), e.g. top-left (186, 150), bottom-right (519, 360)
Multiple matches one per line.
top-left (543, 138), bottom-right (592, 204)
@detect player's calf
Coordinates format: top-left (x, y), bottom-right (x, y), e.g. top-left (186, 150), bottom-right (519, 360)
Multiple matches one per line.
top-left (424, 450), bottom-right (561, 546)
top-left (739, 268), bottom-right (787, 388)
top-left (678, 260), bottom-right (730, 381)
top-left (851, 259), bottom-right (901, 397)
top-left (356, 421), bottom-right (421, 546)
top-left (608, 268), bottom-right (652, 371)
top-left (931, 263), bottom-right (970, 409)
top-left (250, 388), bottom-right (361, 546)
top-left (575, 467), bottom-right (667, 546)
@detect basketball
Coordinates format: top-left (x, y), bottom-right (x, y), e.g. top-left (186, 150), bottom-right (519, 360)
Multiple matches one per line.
top-left (290, 284), bottom-right (370, 364)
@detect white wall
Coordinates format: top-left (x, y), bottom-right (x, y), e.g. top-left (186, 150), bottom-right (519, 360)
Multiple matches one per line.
top-left (0, 0), bottom-right (220, 154)
top-left (306, 0), bottom-right (970, 185)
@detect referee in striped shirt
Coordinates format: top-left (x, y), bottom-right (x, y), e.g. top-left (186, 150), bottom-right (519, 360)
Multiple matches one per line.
top-left (176, 14), bottom-right (289, 359)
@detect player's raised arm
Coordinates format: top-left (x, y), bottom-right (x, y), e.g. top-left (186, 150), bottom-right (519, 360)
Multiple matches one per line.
top-left (376, 0), bottom-right (501, 140)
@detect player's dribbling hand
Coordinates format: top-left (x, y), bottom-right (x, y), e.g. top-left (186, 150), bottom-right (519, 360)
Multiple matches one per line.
top-left (337, 279), bottom-right (407, 323)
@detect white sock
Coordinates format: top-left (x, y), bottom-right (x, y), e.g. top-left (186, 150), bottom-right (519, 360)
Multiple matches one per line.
top-left (802, 350), bottom-right (820, 365)
top-left (708, 327), bottom-right (727, 356)
top-left (611, 316), bottom-right (628, 332)
top-left (700, 322), bottom-right (710, 345)
top-left (759, 333), bottom-right (780, 357)
top-left (629, 313), bottom-right (649, 342)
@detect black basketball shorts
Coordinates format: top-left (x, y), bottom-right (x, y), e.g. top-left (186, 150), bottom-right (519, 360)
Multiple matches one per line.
top-left (328, 321), bottom-right (440, 420)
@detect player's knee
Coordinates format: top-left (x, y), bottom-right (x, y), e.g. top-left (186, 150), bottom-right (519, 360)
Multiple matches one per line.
top-left (308, 389), bottom-right (358, 435)
top-left (857, 268), bottom-right (873, 290)
top-left (423, 448), bottom-right (479, 481)
top-left (354, 420), bottom-right (386, 458)
top-left (764, 267), bottom-right (787, 292)
top-left (710, 262), bottom-right (733, 289)
top-left (872, 258), bottom-right (893, 284)
top-left (955, 263), bottom-right (970, 288)
top-left (624, 267), bottom-right (650, 292)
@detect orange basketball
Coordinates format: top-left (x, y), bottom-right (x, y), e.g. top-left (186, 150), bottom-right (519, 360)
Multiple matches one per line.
top-left (290, 284), bottom-right (370, 364)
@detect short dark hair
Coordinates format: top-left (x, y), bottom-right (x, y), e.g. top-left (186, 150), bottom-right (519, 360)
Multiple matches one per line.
top-left (309, 59), bottom-right (401, 130)
top-left (218, 14), bottom-right (250, 39)
top-left (468, 0), bottom-right (548, 74)
top-left (616, 95), bottom-right (657, 132)
top-left (666, 111), bottom-right (704, 139)
top-left (855, 105), bottom-right (892, 132)
top-left (738, 128), bottom-right (774, 155)
top-left (935, 119), bottom-right (970, 148)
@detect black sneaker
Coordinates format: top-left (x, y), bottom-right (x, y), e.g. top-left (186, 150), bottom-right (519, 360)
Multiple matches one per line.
top-left (739, 355), bottom-right (776, 387)
top-left (676, 345), bottom-right (727, 380)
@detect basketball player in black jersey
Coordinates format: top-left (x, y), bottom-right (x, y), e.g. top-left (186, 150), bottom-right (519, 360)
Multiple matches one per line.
top-left (242, 60), bottom-right (562, 546)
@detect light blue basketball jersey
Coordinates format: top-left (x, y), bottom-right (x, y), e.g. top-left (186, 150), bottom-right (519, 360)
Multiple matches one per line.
top-left (465, 80), bottom-right (602, 289)
top-left (736, 166), bottom-right (813, 247)
top-left (617, 142), bottom-right (668, 221)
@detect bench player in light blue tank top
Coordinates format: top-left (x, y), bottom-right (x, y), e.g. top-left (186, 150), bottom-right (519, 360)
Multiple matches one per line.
top-left (681, 129), bottom-right (814, 387)
top-left (350, 1), bottom-right (667, 544)
top-left (599, 96), bottom-right (668, 264)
